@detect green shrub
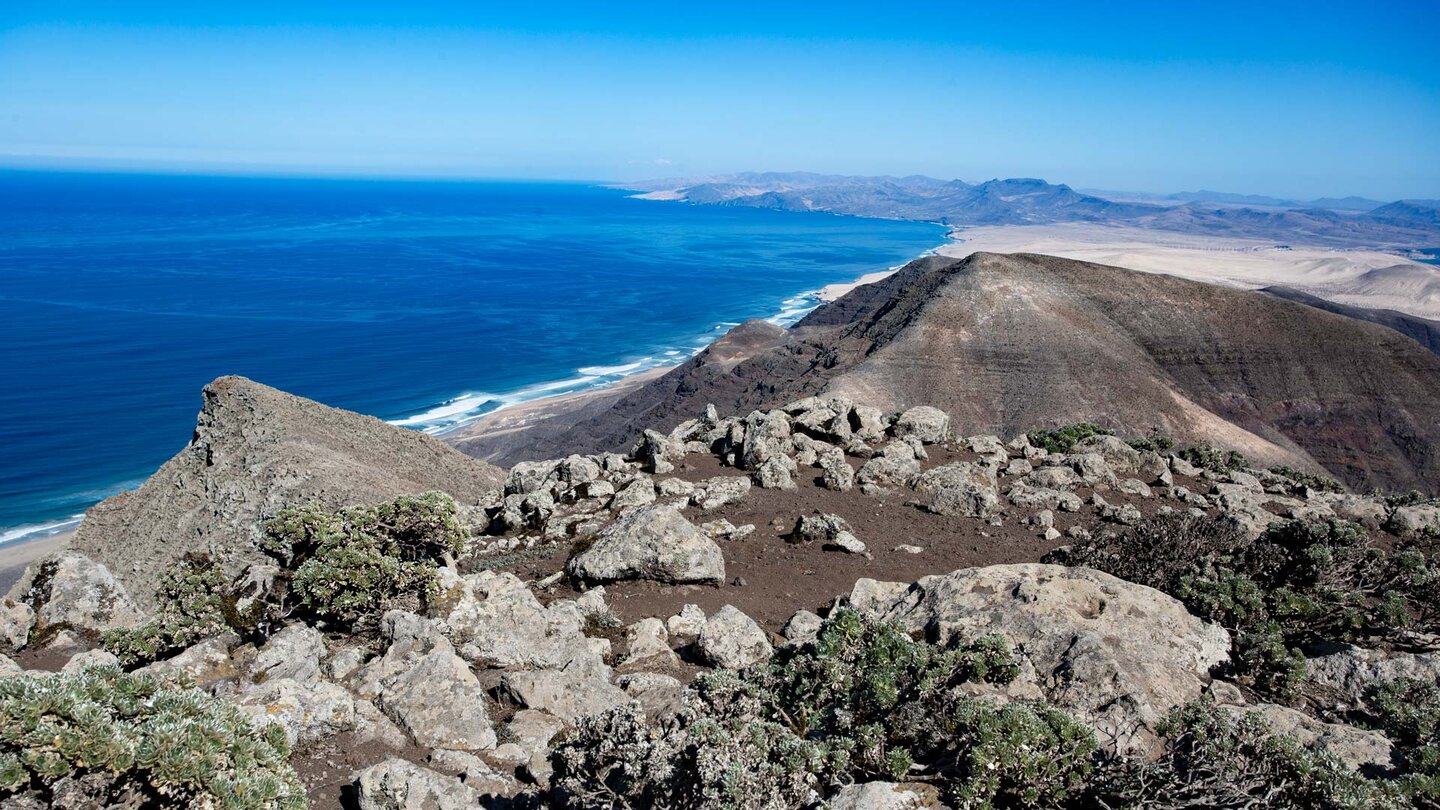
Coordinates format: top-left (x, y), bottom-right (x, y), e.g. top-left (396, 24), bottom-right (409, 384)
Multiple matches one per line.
top-left (1055, 517), bottom-right (1439, 702)
top-left (1026, 423), bottom-right (1113, 455)
top-left (1126, 434), bottom-right (1176, 453)
top-left (102, 554), bottom-right (233, 667)
top-left (1366, 677), bottom-right (1440, 804)
top-left (1090, 698), bottom-right (1397, 809)
top-left (1178, 443), bottom-right (1250, 474)
top-left (0, 666), bottom-right (305, 809)
top-left (1267, 465), bottom-right (1345, 495)
top-left (552, 609), bottom-right (1097, 809)
top-left (258, 491), bottom-right (465, 629)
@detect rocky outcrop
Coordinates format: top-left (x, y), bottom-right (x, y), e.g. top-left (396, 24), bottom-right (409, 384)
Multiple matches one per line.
top-left (354, 758), bottom-right (480, 810)
top-left (66, 377), bottom-right (504, 608)
top-left (566, 504), bottom-right (725, 585)
top-left (15, 551), bottom-right (143, 634)
top-left (849, 563), bottom-right (1231, 754)
top-left (462, 253), bottom-right (1440, 494)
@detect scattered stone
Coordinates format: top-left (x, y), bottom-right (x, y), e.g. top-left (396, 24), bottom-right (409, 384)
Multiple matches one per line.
top-left (61, 649), bottom-right (119, 673)
top-left (893, 406), bottom-right (951, 444)
top-left (610, 478), bottom-right (658, 510)
top-left (377, 645), bottom-right (497, 751)
top-left (622, 617), bottom-right (679, 670)
top-left (691, 476), bottom-right (752, 511)
top-left (830, 781), bottom-right (939, 810)
top-left (566, 504), bottom-right (725, 585)
top-left (697, 604), bottom-right (773, 669)
top-left (239, 678), bottom-right (358, 746)
top-left (781, 609), bottom-right (823, 642)
top-left (894, 544), bottom-right (925, 554)
top-left (354, 758), bottom-right (479, 810)
top-left (666, 604), bottom-right (706, 638)
top-left (137, 633), bottom-right (240, 685)
top-left (910, 462), bottom-right (999, 517)
top-left (793, 512), bottom-right (867, 554)
top-left (251, 623), bottom-right (325, 685)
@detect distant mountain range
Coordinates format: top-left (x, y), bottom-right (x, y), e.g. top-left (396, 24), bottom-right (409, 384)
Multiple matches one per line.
top-left (620, 173), bottom-right (1440, 248)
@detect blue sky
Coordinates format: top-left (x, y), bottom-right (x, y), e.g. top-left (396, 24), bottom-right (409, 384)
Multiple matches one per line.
top-left (1, 2), bottom-right (1437, 199)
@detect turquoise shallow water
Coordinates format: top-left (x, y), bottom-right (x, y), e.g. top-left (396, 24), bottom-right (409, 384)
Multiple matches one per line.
top-left (0, 170), bottom-right (947, 542)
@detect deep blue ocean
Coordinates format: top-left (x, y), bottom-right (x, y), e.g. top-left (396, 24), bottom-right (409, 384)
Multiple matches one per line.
top-left (0, 170), bottom-right (947, 543)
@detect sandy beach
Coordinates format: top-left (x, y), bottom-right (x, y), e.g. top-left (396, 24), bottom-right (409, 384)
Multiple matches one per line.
top-left (0, 530), bottom-right (69, 595)
top-left (940, 223), bottom-right (1440, 320)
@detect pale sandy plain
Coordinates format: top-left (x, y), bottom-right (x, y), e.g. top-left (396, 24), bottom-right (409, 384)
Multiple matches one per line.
top-left (939, 223), bottom-right (1440, 320)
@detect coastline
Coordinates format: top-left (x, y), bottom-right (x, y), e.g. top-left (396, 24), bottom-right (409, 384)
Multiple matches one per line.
top-left (0, 530), bottom-right (71, 595)
top-left (1, 232), bottom-right (956, 553)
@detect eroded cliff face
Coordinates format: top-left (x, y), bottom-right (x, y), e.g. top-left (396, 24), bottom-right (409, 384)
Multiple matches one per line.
top-left (466, 252), bottom-right (1440, 495)
top-left (69, 375), bottom-right (505, 607)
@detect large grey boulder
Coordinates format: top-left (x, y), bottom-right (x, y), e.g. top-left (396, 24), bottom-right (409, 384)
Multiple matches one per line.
top-left (17, 551), bottom-right (144, 634)
top-left (238, 678), bottom-right (358, 746)
top-left (1306, 643), bottom-right (1440, 706)
top-left (892, 406), bottom-right (951, 444)
top-left (1072, 434), bottom-right (1142, 474)
top-left (567, 504), bottom-right (725, 585)
top-left (65, 376), bottom-right (505, 608)
top-left (830, 781), bottom-right (940, 810)
top-left (849, 563), bottom-right (1231, 754)
top-left (697, 604), bottom-right (773, 670)
top-left (691, 476), bottom-right (752, 511)
top-left (1248, 703), bottom-right (1395, 772)
top-left (500, 657), bottom-right (627, 723)
top-left (354, 758), bottom-right (479, 810)
top-left (377, 644), bottom-right (497, 751)
top-left (909, 462), bottom-right (999, 517)
top-left (0, 598), bottom-right (34, 650)
top-left (250, 623), bottom-right (325, 685)
top-left (435, 568), bottom-right (606, 670)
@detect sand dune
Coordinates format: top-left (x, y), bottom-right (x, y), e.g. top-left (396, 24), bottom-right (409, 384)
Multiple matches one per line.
top-left (938, 223), bottom-right (1440, 320)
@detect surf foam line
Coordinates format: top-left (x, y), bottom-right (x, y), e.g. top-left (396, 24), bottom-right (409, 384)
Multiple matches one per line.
top-left (391, 241), bottom-right (953, 437)
top-left (0, 515), bottom-right (83, 546)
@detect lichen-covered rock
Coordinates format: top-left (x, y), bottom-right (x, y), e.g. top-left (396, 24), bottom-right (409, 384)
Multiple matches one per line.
top-left (19, 551), bottom-right (144, 634)
top-left (622, 617), bottom-right (678, 670)
top-left (817, 445), bottom-right (856, 491)
top-left (1072, 434), bottom-right (1142, 474)
top-left (1248, 703), bottom-right (1395, 772)
top-left (250, 623), bottom-right (325, 685)
top-left (499, 657), bottom-right (627, 723)
top-left (61, 648), bottom-right (120, 673)
top-left (793, 513), bottom-right (866, 554)
top-left (697, 604), bottom-right (772, 669)
top-left (354, 758), bottom-right (479, 810)
top-left (1305, 643), bottom-right (1440, 706)
top-left (436, 568), bottom-right (603, 671)
top-left (1388, 504), bottom-right (1440, 537)
top-left (830, 781), bottom-right (940, 810)
top-left (136, 633), bottom-right (241, 685)
top-left (376, 643), bottom-right (497, 751)
top-left (909, 462), bottom-right (999, 517)
top-left (849, 563), bottom-right (1231, 754)
top-left (239, 677), bottom-right (358, 746)
top-left (781, 609), bottom-right (823, 642)
top-left (690, 476), bottom-right (752, 511)
top-left (0, 597), bottom-right (34, 650)
top-left (892, 406), bottom-right (951, 444)
top-left (567, 504), bottom-right (725, 585)
top-left (666, 604), bottom-right (705, 638)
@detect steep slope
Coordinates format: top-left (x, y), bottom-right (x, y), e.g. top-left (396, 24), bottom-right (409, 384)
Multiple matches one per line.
top-left (463, 253), bottom-right (1440, 494)
top-left (72, 375), bottom-right (506, 607)
top-left (1260, 286), bottom-right (1440, 355)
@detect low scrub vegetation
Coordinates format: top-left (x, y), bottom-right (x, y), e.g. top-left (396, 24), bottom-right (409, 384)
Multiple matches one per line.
top-left (1026, 423), bottom-right (1113, 454)
top-left (105, 491), bottom-right (467, 666)
top-left (552, 609), bottom-right (1421, 809)
top-left (1267, 464), bottom-right (1346, 495)
top-left (1177, 442), bottom-right (1250, 474)
top-left (1047, 515), bottom-right (1440, 701)
top-left (0, 667), bottom-right (306, 809)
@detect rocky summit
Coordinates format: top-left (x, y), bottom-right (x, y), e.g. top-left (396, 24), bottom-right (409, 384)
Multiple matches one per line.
top-left (3, 254), bottom-right (1440, 810)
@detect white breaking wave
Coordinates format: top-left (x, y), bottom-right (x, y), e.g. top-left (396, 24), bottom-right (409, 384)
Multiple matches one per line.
top-left (0, 515), bottom-right (83, 546)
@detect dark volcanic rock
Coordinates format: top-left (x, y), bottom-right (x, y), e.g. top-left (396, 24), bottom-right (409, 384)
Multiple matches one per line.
top-left (1261, 285), bottom-right (1440, 355)
top-left (70, 376), bottom-right (506, 607)
top-left (466, 253), bottom-right (1440, 494)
